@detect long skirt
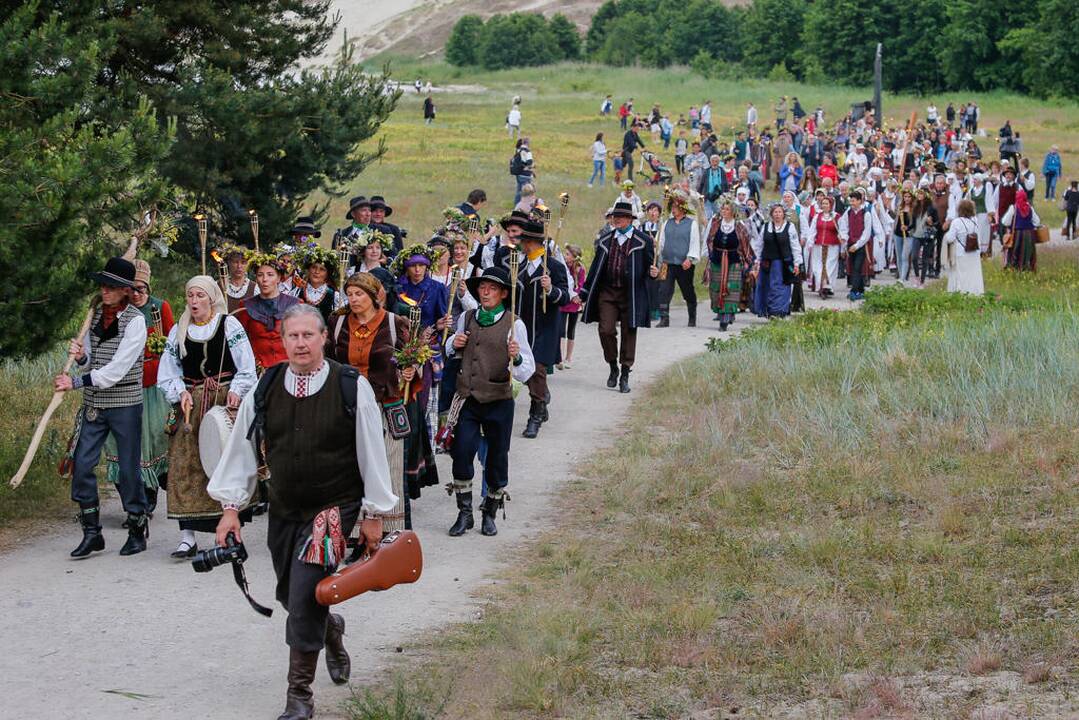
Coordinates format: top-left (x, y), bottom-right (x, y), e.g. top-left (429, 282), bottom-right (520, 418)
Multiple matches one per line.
top-left (166, 380), bottom-right (232, 524)
top-left (404, 398), bottom-right (439, 500)
top-left (709, 259), bottom-right (743, 324)
top-left (105, 384), bottom-right (170, 491)
top-left (810, 244), bottom-right (840, 295)
top-left (1006, 229), bottom-right (1037, 272)
top-left (975, 212), bottom-right (991, 254)
top-left (753, 261), bottom-right (792, 317)
top-left (383, 425), bottom-right (407, 533)
top-left (946, 249), bottom-right (985, 296)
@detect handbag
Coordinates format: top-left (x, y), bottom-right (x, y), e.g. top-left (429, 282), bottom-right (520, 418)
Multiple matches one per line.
top-left (1035, 225), bottom-right (1050, 244)
top-left (383, 400), bottom-right (410, 440)
top-left (1002, 214), bottom-right (1016, 249)
top-left (315, 530), bottom-right (423, 606)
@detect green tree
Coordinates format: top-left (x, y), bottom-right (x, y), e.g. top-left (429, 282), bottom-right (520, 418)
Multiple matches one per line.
top-left (548, 13), bottom-right (581, 61)
top-left (586, 0), bottom-right (625, 57)
top-left (1000, 0), bottom-right (1079, 98)
top-left (593, 10), bottom-right (653, 66)
top-left (477, 13), bottom-right (560, 70)
top-left (446, 15), bottom-right (484, 66)
top-left (740, 0), bottom-right (805, 75)
top-left (0, 6), bottom-right (172, 357)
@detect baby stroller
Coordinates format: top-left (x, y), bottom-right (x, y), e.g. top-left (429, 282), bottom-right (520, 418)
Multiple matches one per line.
top-left (640, 151), bottom-right (673, 186)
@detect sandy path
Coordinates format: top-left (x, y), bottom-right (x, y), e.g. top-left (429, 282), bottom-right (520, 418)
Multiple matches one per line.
top-left (0, 289), bottom-right (862, 719)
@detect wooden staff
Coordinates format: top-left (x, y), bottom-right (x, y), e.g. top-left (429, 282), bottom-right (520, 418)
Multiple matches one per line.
top-left (337, 244), bottom-right (350, 290)
top-left (248, 210), bottom-right (260, 252)
top-left (442, 265), bottom-right (462, 346)
top-left (540, 206), bottom-right (551, 312)
top-left (655, 186), bottom-right (672, 280)
top-left (9, 297), bottom-right (100, 488)
top-left (196, 213), bottom-right (208, 275)
top-left (896, 111), bottom-right (918, 185)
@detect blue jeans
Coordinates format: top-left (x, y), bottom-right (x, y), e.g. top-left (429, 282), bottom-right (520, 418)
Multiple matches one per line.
top-left (589, 160), bottom-right (605, 185)
top-left (72, 404), bottom-right (147, 514)
top-left (1046, 173), bottom-right (1058, 200)
top-left (894, 233), bottom-right (911, 281)
top-left (514, 174), bottom-right (531, 205)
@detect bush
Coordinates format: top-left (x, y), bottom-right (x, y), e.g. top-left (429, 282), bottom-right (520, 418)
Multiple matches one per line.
top-left (448, 12), bottom-right (581, 70)
top-left (766, 61), bottom-right (795, 82)
top-left (445, 15), bottom-right (483, 66)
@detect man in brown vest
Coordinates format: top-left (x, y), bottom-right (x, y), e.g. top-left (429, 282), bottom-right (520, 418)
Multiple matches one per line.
top-left (208, 304), bottom-right (397, 720)
top-left (445, 266), bottom-right (536, 537)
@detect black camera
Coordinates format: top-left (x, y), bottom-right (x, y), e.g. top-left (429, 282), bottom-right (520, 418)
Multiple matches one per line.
top-left (192, 532), bottom-right (248, 573)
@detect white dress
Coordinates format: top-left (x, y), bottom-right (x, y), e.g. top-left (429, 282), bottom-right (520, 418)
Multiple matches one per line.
top-left (943, 217), bottom-right (985, 296)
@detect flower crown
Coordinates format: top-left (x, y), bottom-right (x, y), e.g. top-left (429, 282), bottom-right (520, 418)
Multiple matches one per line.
top-left (244, 249), bottom-right (289, 274)
top-left (390, 243), bottom-right (437, 277)
top-left (294, 241), bottom-right (339, 272)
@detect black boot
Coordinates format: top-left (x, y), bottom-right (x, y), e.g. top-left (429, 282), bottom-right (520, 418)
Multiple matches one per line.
top-left (119, 513), bottom-right (148, 556)
top-left (656, 304), bottom-right (670, 328)
top-left (70, 507), bottom-right (104, 558)
top-left (278, 649), bottom-right (318, 720)
top-left (688, 304), bottom-right (697, 327)
top-left (523, 400), bottom-right (543, 439)
top-left (618, 365), bottom-right (631, 393)
top-left (480, 496), bottom-right (500, 536)
top-left (324, 613), bottom-right (350, 685)
top-left (448, 492), bottom-right (473, 537)
top-left (719, 321), bottom-right (729, 331)
top-left (606, 362), bottom-right (619, 388)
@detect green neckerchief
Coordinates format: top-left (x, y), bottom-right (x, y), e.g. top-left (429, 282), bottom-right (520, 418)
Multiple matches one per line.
top-left (352, 222), bottom-right (370, 232)
top-left (476, 303), bottom-right (505, 327)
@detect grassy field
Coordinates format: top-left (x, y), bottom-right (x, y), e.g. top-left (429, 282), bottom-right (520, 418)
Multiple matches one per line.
top-left (354, 247), bottom-right (1079, 719)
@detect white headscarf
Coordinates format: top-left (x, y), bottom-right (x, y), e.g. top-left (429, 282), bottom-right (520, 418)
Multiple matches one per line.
top-left (176, 275), bottom-right (228, 358)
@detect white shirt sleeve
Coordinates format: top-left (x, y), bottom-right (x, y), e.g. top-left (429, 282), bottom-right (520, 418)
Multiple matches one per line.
top-left (1001, 206), bottom-right (1015, 226)
top-left (157, 324), bottom-right (185, 403)
top-left (80, 313), bottom-right (146, 389)
top-left (787, 223), bottom-right (802, 260)
top-left (207, 390), bottom-right (260, 509)
top-left (838, 212), bottom-right (850, 244)
top-left (354, 376), bottom-right (398, 516)
top-left (444, 311), bottom-right (469, 359)
top-left (511, 318), bottom-right (536, 383)
top-left (224, 315), bottom-right (257, 399)
top-left (688, 221), bottom-right (701, 262)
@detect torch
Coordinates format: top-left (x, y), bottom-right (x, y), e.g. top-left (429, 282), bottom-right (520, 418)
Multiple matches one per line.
top-left (248, 209), bottom-right (260, 252)
top-left (196, 213), bottom-right (208, 275)
top-left (508, 248), bottom-right (521, 343)
top-left (442, 265), bottom-right (462, 347)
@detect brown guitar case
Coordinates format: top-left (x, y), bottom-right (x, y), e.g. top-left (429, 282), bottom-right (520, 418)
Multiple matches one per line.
top-left (315, 530), bottom-right (423, 606)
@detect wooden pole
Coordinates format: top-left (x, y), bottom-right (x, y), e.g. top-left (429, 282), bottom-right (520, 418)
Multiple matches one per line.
top-left (249, 210), bottom-right (260, 252)
top-left (196, 214), bottom-right (208, 275)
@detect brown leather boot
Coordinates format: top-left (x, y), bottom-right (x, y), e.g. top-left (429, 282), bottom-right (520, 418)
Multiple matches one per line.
top-left (324, 613), bottom-right (350, 685)
top-left (278, 648), bottom-right (319, 720)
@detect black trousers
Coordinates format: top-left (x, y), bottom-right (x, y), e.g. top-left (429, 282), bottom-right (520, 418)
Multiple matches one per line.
top-left (847, 248), bottom-right (869, 293)
top-left (1066, 209), bottom-right (1077, 238)
top-left (71, 404), bottom-right (147, 515)
top-left (451, 397), bottom-right (514, 494)
top-left (660, 263), bottom-right (698, 317)
top-left (267, 500), bottom-right (361, 652)
top-left (623, 151), bottom-right (634, 180)
top-left (675, 155), bottom-right (685, 174)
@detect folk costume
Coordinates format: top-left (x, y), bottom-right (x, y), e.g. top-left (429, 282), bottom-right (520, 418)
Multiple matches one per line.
top-left (445, 267), bottom-right (536, 536)
top-left (515, 220), bottom-right (570, 439)
top-left (219, 242), bottom-right (256, 313)
top-left (750, 218), bottom-right (801, 317)
top-left (805, 205), bottom-right (842, 298)
top-left (68, 257), bottom-right (151, 558)
top-left (158, 276), bottom-right (256, 553)
top-left (705, 208), bottom-right (752, 330)
top-left (841, 197), bottom-right (875, 300)
top-left (207, 356), bottom-right (397, 719)
top-left (236, 242), bottom-right (299, 371)
top-left (104, 260), bottom-right (173, 512)
top-left (1001, 190), bottom-right (1041, 272)
top-left (579, 201), bottom-right (656, 392)
top-left (295, 241), bottom-right (342, 326)
top-left (966, 175), bottom-right (997, 255)
top-left (656, 197), bottom-right (701, 327)
top-left (331, 273), bottom-right (411, 534)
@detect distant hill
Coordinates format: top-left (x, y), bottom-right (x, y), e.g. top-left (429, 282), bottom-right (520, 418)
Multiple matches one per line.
top-left (322, 0), bottom-right (602, 62)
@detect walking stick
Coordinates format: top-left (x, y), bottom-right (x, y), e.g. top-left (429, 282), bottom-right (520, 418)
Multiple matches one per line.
top-left (442, 266), bottom-right (462, 347)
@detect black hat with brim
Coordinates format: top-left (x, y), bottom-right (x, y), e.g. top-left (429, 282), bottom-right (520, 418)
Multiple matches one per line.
top-left (500, 209), bottom-right (531, 231)
top-left (345, 196), bottom-right (371, 219)
top-left (518, 220), bottom-right (546, 243)
top-left (288, 217), bottom-right (321, 238)
top-left (370, 195), bottom-right (393, 217)
top-left (92, 257), bottom-right (137, 288)
top-left (610, 201), bottom-right (636, 219)
top-left (466, 265), bottom-right (514, 301)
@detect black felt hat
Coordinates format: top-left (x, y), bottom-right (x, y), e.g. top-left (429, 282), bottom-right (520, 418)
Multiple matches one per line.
top-left (369, 195), bottom-right (393, 217)
top-left (499, 209), bottom-right (531, 231)
top-left (518, 220), bottom-right (546, 243)
top-left (466, 265), bottom-right (514, 301)
top-left (91, 257), bottom-right (137, 288)
top-left (288, 216), bottom-right (321, 238)
top-left (610, 201), bottom-right (636, 219)
top-left (344, 196), bottom-right (371, 219)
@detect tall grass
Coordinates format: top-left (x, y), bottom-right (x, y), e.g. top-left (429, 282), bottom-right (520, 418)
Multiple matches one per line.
top-left (399, 250), bottom-right (1079, 717)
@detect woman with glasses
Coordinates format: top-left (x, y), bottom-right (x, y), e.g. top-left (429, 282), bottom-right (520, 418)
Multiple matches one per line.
top-left (103, 259), bottom-right (173, 516)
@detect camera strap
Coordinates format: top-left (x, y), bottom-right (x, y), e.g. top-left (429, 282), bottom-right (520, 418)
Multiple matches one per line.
top-left (232, 562), bottom-right (273, 617)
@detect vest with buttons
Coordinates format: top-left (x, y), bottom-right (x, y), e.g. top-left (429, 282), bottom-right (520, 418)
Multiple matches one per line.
top-left (84, 305), bottom-right (144, 409)
top-left (455, 310), bottom-right (513, 403)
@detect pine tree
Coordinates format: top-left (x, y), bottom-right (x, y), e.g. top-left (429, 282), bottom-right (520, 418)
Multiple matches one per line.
top-left (0, 6), bottom-right (172, 357)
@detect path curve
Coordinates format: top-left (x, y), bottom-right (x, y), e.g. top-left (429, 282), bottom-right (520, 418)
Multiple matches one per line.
top-left (0, 290), bottom-right (863, 719)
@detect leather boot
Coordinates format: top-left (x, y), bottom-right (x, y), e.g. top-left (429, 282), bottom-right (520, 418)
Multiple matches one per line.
top-left (687, 303), bottom-right (697, 327)
top-left (70, 507), bottom-right (104, 558)
top-left (522, 401), bottom-right (543, 439)
top-left (656, 304), bottom-right (670, 328)
top-left (448, 492), bottom-right (473, 537)
top-left (278, 648), bottom-right (319, 720)
top-left (323, 613), bottom-right (350, 685)
top-left (618, 366), bottom-right (631, 394)
top-left (606, 362), bottom-right (619, 388)
top-left (480, 497), bottom-right (500, 536)
top-left (119, 513), bottom-right (148, 556)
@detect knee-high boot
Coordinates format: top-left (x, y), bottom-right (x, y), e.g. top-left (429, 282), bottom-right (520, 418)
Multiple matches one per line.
top-left (278, 649), bottom-right (319, 720)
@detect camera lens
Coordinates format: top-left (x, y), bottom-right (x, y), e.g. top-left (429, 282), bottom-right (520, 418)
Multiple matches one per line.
top-left (191, 546), bottom-right (224, 573)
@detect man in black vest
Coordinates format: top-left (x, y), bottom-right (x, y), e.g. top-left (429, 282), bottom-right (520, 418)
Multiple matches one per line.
top-left (209, 304), bottom-right (397, 720)
top-left (578, 201), bottom-right (659, 393)
top-left (445, 267), bottom-right (536, 536)
top-left (514, 220), bottom-right (569, 438)
top-left (55, 257), bottom-right (151, 558)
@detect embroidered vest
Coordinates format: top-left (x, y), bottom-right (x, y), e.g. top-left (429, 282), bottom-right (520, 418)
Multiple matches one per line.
top-left (84, 305), bottom-right (144, 409)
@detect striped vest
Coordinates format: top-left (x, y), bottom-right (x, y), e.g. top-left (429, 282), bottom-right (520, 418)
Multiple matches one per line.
top-left (84, 305), bottom-right (144, 409)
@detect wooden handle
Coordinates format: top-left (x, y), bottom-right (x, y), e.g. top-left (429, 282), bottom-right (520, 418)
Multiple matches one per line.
top-left (9, 302), bottom-right (98, 488)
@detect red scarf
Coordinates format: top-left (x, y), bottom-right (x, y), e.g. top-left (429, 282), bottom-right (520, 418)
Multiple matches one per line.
top-left (100, 299), bottom-right (129, 329)
top-left (1014, 188), bottom-right (1032, 218)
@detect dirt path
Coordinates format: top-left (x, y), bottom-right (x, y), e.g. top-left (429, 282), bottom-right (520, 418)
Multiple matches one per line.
top-left (0, 289), bottom-right (863, 719)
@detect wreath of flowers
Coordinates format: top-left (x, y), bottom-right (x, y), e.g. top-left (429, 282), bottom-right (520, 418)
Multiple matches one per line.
top-left (442, 206), bottom-right (468, 226)
top-left (213, 240), bottom-right (246, 260)
top-left (244, 248), bottom-right (289, 274)
top-left (294, 240), bottom-right (339, 274)
top-left (390, 243), bottom-right (436, 277)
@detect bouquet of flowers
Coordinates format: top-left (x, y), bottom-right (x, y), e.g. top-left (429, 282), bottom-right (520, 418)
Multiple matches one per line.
top-left (393, 334), bottom-right (435, 401)
top-left (144, 328), bottom-right (168, 357)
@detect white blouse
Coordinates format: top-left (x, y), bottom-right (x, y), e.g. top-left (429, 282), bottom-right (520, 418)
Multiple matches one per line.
top-left (206, 362), bottom-right (397, 516)
top-left (157, 314), bottom-right (257, 403)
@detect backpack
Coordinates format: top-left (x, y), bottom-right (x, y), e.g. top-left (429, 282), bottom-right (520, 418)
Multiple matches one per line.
top-left (246, 360), bottom-right (360, 459)
top-left (509, 150), bottom-right (526, 176)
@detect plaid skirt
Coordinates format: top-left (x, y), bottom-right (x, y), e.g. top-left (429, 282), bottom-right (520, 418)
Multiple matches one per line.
top-left (710, 260), bottom-right (744, 314)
